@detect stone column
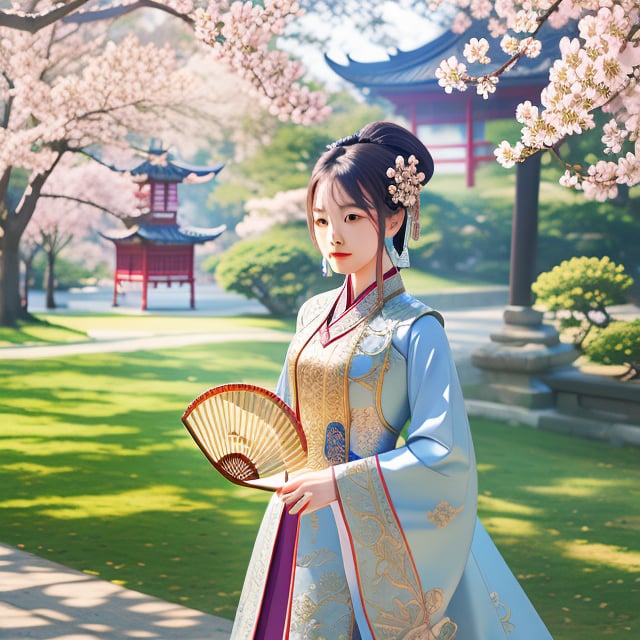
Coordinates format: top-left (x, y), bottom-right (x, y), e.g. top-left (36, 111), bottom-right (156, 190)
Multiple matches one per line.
top-left (471, 154), bottom-right (577, 409)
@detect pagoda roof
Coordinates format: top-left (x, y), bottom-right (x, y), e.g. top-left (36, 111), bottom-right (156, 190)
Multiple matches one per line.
top-left (128, 153), bottom-right (224, 183)
top-left (325, 19), bottom-right (573, 93)
top-left (100, 223), bottom-right (226, 245)
top-left (97, 140), bottom-right (224, 183)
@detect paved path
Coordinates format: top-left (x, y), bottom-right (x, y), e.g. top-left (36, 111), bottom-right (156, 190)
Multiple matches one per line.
top-left (0, 544), bottom-right (232, 640)
top-left (0, 328), bottom-right (292, 360)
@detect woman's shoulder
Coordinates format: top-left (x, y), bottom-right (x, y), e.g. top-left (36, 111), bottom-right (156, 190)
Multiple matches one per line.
top-left (383, 290), bottom-right (444, 328)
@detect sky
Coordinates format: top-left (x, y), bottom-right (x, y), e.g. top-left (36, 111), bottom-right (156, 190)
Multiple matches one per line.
top-left (280, 4), bottom-right (443, 90)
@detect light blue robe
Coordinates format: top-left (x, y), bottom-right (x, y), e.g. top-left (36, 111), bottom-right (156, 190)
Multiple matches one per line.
top-left (231, 272), bottom-right (553, 639)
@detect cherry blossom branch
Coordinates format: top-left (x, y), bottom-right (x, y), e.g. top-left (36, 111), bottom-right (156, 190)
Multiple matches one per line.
top-left (39, 192), bottom-right (129, 219)
top-left (193, 0), bottom-right (331, 124)
top-left (0, 0), bottom-right (88, 33)
top-left (433, 0), bottom-right (640, 201)
top-left (0, 0), bottom-right (195, 32)
top-left (14, 152), bottom-right (64, 235)
top-left (63, 0), bottom-right (195, 27)
top-left (1, 72), bottom-right (14, 129)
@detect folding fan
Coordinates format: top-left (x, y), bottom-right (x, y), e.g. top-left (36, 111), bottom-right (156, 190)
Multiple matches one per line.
top-left (182, 383), bottom-right (308, 491)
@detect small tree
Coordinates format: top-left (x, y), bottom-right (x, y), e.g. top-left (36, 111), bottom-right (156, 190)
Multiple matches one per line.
top-left (19, 233), bottom-right (41, 311)
top-left (532, 256), bottom-right (634, 348)
top-left (215, 225), bottom-right (327, 316)
top-left (583, 319), bottom-right (640, 381)
top-left (22, 158), bottom-right (136, 309)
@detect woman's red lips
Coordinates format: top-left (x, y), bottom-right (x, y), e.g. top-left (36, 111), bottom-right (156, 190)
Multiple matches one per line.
top-left (329, 252), bottom-right (351, 258)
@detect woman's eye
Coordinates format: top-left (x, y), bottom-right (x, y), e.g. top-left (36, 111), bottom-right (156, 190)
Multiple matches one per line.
top-left (314, 217), bottom-right (327, 226)
top-left (345, 213), bottom-right (360, 222)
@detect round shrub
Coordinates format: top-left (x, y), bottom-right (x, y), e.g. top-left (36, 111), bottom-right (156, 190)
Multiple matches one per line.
top-left (214, 225), bottom-right (327, 317)
top-left (532, 256), bottom-right (634, 346)
top-left (583, 319), bottom-right (640, 380)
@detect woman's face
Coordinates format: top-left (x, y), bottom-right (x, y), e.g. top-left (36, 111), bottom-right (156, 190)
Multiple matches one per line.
top-left (311, 180), bottom-right (382, 286)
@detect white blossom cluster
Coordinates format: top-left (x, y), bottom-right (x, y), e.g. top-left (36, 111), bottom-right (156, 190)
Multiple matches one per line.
top-left (235, 187), bottom-right (307, 238)
top-left (193, 0), bottom-right (331, 125)
top-left (1, 26), bottom-right (191, 178)
top-left (431, 0), bottom-right (640, 201)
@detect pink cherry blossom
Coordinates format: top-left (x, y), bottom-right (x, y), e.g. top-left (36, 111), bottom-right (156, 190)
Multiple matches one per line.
top-left (436, 56), bottom-right (469, 93)
top-left (602, 118), bottom-right (628, 154)
top-left (236, 188), bottom-right (307, 238)
top-left (193, 0), bottom-right (330, 125)
top-left (476, 75), bottom-right (498, 99)
top-left (616, 152), bottom-right (640, 186)
top-left (463, 37), bottom-right (491, 64)
top-left (494, 140), bottom-right (524, 168)
top-left (516, 100), bottom-right (539, 125)
top-left (433, 0), bottom-right (640, 199)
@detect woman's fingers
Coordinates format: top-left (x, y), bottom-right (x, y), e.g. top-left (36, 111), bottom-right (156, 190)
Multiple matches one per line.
top-left (287, 492), bottom-right (312, 515)
top-left (276, 476), bottom-right (303, 497)
top-left (277, 468), bottom-right (337, 515)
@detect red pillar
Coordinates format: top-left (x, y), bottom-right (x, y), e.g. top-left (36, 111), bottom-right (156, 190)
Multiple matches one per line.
top-left (466, 96), bottom-right (475, 188)
top-left (141, 246), bottom-right (148, 311)
top-left (112, 268), bottom-right (119, 307)
top-left (189, 246), bottom-right (195, 309)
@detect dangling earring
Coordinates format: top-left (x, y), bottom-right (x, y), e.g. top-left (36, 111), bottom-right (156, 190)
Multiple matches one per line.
top-left (321, 256), bottom-right (332, 277)
top-left (395, 214), bottom-right (412, 268)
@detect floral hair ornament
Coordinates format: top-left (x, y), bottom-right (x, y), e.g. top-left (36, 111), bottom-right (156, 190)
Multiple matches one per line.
top-left (386, 154), bottom-right (425, 268)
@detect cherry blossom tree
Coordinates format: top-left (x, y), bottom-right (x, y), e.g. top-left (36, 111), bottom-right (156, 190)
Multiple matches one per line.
top-left (0, 21), bottom-right (197, 325)
top-left (21, 158), bottom-right (137, 309)
top-left (28, 202), bottom-right (89, 310)
top-left (432, 0), bottom-right (640, 201)
top-left (1, 0), bottom-right (330, 326)
top-left (1, 0), bottom-right (330, 125)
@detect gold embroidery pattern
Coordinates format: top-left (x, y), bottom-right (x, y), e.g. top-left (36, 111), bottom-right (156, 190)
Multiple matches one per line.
top-left (230, 497), bottom-right (285, 638)
top-left (427, 501), bottom-right (464, 529)
top-left (297, 548), bottom-right (337, 568)
top-left (289, 566), bottom-right (352, 639)
top-left (336, 457), bottom-right (458, 639)
top-left (490, 591), bottom-right (515, 634)
top-left (350, 406), bottom-right (391, 458)
top-left (297, 324), bottom-right (365, 469)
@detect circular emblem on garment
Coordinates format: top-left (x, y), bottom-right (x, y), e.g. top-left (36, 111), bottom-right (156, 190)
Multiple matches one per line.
top-left (324, 422), bottom-right (346, 464)
top-left (359, 332), bottom-right (390, 356)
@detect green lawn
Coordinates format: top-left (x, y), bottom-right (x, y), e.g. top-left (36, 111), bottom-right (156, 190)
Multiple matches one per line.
top-left (0, 338), bottom-right (638, 638)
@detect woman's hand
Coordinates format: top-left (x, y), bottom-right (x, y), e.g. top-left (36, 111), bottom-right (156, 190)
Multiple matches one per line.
top-left (276, 468), bottom-right (337, 516)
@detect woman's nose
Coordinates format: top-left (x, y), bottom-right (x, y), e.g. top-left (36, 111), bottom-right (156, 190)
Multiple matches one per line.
top-left (329, 222), bottom-right (343, 245)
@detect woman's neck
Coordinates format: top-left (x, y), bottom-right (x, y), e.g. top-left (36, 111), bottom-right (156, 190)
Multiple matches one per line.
top-left (350, 252), bottom-right (395, 299)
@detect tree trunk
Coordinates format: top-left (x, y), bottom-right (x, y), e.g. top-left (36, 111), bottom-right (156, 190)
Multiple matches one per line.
top-left (23, 257), bottom-right (32, 313)
top-left (45, 251), bottom-right (57, 309)
top-left (0, 232), bottom-right (24, 327)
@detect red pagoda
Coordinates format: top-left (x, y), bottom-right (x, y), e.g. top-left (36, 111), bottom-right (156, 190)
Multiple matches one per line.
top-left (325, 20), bottom-right (572, 186)
top-left (101, 141), bottom-right (225, 310)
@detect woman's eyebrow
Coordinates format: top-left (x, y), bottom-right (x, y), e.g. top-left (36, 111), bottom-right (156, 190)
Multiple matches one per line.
top-left (313, 202), bottom-right (360, 214)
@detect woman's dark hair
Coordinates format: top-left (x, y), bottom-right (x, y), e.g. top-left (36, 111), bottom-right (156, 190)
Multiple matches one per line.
top-left (305, 121), bottom-right (434, 303)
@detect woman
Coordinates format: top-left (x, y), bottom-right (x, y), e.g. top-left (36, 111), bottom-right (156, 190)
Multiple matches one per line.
top-left (231, 121), bottom-right (553, 639)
